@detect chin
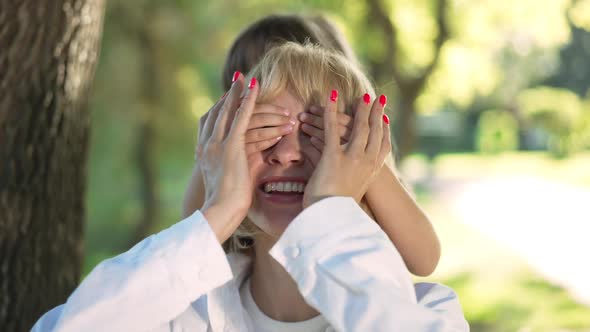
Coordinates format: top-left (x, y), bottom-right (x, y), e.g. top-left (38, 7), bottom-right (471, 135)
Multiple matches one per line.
top-left (247, 203), bottom-right (303, 238)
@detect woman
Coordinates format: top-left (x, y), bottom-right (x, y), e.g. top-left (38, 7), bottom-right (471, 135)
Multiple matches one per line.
top-left (33, 43), bottom-right (468, 332)
top-left (185, 14), bottom-right (441, 277)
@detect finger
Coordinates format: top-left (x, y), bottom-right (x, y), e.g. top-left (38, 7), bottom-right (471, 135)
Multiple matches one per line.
top-left (247, 113), bottom-right (294, 130)
top-left (366, 94), bottom-right (387, 156)
top-left (253, 104), bottom-right (290, 116)
top-left (306, 137), bottom-right (323, 167)
top-left (245, 124), bottom-right (294, 143)
top-left (245, 136), bottom-right (282, 154)
top-left (309, 136), bottom-right (324, 152)
top-left (304, 106), bottom-right (353, 129)
top-left (323, 89), bottom-right (340, 150)
top-left (377, 114), bottom-right (392, 165)
top-left (211, 72), bottom-right (245, 141)
top-left (229, 76), bottom-right (259, 138)
top-left (198, 112), bottom-right (209, 137)
top-left (300, 123), bottom-right (351, 143)
top-left (347, 93), bottom-right (373, 154)
top-left (200, 92), bottom-right (227, 142)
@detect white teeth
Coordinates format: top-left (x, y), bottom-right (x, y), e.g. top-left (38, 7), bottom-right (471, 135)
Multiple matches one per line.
top-left (262, 181), bottom-right (305, 193)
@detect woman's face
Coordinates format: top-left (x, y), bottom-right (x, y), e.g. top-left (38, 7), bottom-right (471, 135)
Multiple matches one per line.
top-left (247, 90), bottom-right (318, 238)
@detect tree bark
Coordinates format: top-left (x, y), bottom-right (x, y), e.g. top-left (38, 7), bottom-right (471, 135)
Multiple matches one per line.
top-left (0, 0), bottom-right (105, 330)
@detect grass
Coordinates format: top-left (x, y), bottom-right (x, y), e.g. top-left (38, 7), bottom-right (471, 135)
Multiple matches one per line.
top-left (408, 151), bottom-right (590, 331)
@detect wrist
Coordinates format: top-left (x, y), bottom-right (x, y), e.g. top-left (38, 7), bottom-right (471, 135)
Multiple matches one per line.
top-left (202, 201), bottom-right (248, 244)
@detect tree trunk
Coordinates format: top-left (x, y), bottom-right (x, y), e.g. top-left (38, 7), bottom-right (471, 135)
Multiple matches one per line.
top-left (128, 7), bottom-right (161, 247)
top-left (365, 0), bottom-right (449, 160)
top-left (0, 1), bottom-right (106, 330)
top-left (395, 96), bottom-right (418, 159)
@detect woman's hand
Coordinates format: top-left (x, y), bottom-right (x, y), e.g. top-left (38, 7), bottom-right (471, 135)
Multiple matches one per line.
top-left (198, 73), bottom-right (259, 243)
top-left (303, 92), bottom-right (391, 209)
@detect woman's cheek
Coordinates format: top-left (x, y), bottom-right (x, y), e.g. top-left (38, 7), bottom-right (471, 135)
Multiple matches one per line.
top-left (247, 153), bottom-right (264, 182)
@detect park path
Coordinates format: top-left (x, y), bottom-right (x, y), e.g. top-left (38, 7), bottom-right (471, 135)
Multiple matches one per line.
top-left (430, 175), bottom-right (590, 306)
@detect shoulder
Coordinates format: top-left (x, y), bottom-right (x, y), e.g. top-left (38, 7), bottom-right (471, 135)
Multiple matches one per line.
top-left (31, 305), bottom-right (64, 331)
top-left (414, 282), bottom-right (461, 307)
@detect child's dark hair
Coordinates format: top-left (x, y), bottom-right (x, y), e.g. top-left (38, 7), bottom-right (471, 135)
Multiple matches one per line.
top-left (221, 14), bottom-right (359, 90)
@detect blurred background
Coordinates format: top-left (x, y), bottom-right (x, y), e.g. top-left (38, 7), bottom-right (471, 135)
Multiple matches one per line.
top-left (86, 0), bottom-right (590, 331)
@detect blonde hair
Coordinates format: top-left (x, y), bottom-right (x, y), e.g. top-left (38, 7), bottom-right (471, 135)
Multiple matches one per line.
top-left (223, 42), bottom-right (386, 253)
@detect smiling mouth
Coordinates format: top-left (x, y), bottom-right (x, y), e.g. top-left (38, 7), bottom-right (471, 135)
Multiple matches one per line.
top-left (258, 181), bottom-right (306, 195)
top-left (257, 183), bottom-right (304, 204)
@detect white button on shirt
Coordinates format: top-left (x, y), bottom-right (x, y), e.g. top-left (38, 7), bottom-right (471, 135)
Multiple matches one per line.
top-left (32, 197), bottom-right (470, 332)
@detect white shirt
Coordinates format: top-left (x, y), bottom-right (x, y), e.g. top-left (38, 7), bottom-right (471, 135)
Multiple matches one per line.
top-left (32, 197), bottom-right (470, 332)
top-left (240, 278), bottom-right (329, 332)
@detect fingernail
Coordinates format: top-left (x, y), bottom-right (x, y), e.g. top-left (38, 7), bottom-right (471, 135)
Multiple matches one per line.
top-left (248, 77), bottom-right (257, 89)
top-left (383, 114), bottom-right (390, 125)
top-left (249, 77), bottom-right (257, 89)
top-left (290, 118), bottom-right (297, 125)
top-left (330, 89), bottom-right (338, 102)
top-left (379, 94), bottom-right (387, 107)
top-left (363, 93), bottom-right (371, 105)
top-left (232, 71), bottom-right (241, 83)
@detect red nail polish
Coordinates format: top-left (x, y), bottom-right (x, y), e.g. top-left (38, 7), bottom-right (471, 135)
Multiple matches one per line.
top-left (379, 94), bottom-right (387, 107)
top-left (363, 93), bottom-right (371, 105)
top-left (232, 71), bottom-right (241, 83)
top-left (330, 90), bottom-right (338, 102)
top-left (248, 77), bottom-right (257, 89)
top-left (383, 114), bottom-right (390, 125)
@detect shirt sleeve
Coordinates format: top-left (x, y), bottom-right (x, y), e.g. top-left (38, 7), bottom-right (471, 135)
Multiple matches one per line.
top-left (269, 197), bottom-right (469, 332)
top-left (31, 210), bottom-right (232, 332)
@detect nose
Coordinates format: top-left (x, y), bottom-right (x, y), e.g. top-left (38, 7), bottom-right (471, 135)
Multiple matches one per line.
top-left (266, 130), bottom-right (304, 166)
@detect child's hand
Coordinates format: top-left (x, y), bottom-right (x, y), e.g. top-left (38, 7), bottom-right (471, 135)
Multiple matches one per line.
top-left (298, 105), bottom-right (353, 146)
top-left (303, 91), bottom-right (391, 208)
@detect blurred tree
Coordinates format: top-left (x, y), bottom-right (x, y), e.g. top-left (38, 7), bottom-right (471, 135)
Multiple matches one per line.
top-left (518, 86), bottom-right (589, 157)
top-left (107, 2), bottom-right (164, 247)
top-left (364, 0), bottom-right (449, 159)
top-left (0, 0), bottom-right (106, 330)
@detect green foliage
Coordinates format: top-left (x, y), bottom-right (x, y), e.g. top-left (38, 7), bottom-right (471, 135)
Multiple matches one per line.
top-left (570, 0), bottom-right (590, 30)
top-left (518, 87), bottom-right (590, 157)
top-left (476, 109), bottom-right (519, 154)
top-left (445, 272), bottom-right (590, 331)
